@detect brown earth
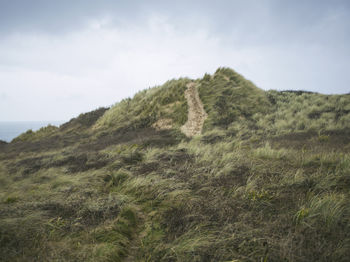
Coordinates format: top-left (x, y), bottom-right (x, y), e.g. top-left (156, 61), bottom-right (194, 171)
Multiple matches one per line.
top-left (152, 118), bottom-right (173, 130)
top-left (181, 82), bottom-right (208, 137)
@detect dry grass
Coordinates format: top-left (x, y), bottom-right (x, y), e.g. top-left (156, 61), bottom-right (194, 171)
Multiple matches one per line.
top-left (1, 68), bottom-right (349, 261)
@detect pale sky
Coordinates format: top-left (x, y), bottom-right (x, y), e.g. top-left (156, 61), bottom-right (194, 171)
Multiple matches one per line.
top-left (0, 0), bottom-right (349, 121)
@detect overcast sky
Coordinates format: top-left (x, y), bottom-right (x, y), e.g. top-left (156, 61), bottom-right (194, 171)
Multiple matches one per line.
top-left (0, 0), bottom-right (349, 121)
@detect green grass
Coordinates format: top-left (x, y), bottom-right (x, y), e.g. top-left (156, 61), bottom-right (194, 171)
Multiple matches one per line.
top-left (198, 67), bottom-right (271, 129)
top-left (95, 78), bottom-right (189, 131)
top-left (1, 67), bottom-right (350, 261)
top-left (12, 124), bottom-right (58, 143)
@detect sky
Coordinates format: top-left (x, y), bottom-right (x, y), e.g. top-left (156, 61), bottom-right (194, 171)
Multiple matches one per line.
top-left (0, 0), bottom-right (349, 121)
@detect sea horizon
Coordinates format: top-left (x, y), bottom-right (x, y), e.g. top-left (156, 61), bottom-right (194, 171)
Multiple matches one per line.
top-left (0, 120), bottom-right (65, 142)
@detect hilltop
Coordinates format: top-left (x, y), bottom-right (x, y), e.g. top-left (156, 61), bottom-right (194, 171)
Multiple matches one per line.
top-left (1, 68), bottom-right (350, 262)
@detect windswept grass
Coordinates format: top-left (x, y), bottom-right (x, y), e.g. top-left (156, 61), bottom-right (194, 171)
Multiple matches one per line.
top-left (12, 124), bottom-right (59, 143)
top-left (95, 78), bottom-right (189, 131)
top-left (1, 67), bottom-right (350, 261)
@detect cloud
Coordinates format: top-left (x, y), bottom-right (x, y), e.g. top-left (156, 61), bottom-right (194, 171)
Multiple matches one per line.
top-left (0, 92), bottom-right (8, 100)
top-left (0, 15), bottom-right (247, 120)
top-left (0, 1), bottom-right (350, 121)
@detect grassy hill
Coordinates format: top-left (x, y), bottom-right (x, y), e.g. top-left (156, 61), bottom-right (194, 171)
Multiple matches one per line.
top-left (1, 68), bottom-right (350, 261)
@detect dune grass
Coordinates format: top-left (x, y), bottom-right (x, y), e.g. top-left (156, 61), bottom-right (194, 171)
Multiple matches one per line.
top-left (1, 68), bottom-right (350, 261)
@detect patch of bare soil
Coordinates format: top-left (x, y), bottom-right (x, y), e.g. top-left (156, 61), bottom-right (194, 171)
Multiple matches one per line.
top-left (181, 82), bottom-right (208, 137)
top-left (152, 118), bottom-right (173, 130)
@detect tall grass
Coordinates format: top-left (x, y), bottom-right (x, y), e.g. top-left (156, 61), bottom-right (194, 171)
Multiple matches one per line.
top-left (1, 67), bottom-right (350, 261)
top-left (95, 78), bottom-right (189, 130)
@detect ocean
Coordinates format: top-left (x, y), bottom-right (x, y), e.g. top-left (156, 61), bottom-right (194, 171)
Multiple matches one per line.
top-left (0, 121), bottom-right (64, 142)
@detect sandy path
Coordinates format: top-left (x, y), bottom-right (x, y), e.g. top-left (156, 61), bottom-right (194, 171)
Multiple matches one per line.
top-left (181, 82), bottom-right (208, 137)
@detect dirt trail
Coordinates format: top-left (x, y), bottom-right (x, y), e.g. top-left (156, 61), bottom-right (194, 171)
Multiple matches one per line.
top-left (181, 82), bottom-right (208, 137)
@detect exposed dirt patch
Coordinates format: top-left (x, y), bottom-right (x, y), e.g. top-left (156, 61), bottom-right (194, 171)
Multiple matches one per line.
top-left (152, 118), bottom-right (173, 130)
top-left (181, 82), bottom-right (208, 137)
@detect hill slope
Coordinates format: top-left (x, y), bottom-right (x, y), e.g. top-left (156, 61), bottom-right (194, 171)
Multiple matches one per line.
top-left (1, 68), bottom-right (350, 262)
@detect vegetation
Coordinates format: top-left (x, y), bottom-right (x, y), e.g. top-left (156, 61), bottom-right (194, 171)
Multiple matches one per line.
top-left (12, 125), bottom-right (59, 143)
top-left (95, 78), bottom-right (189, 130)
top-left (1, 68), bottom-right (349, 261)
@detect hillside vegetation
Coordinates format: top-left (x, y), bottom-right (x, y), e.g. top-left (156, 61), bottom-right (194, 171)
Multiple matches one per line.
top-left (1, 68), bottom-right (350, 262)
